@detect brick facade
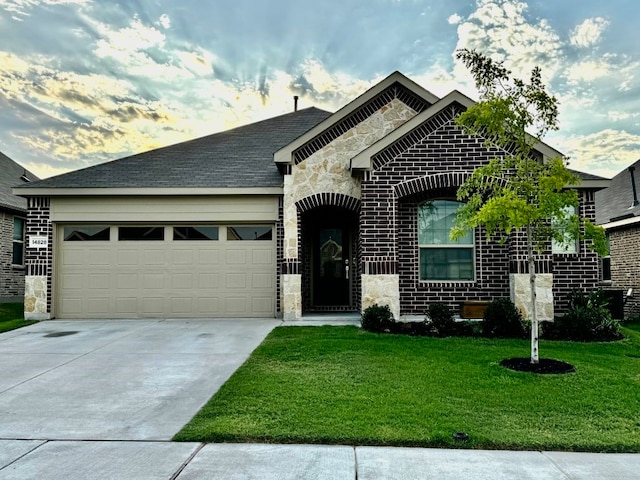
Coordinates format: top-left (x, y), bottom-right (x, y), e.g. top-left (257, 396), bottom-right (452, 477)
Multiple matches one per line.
top-left (609, 224), bottom-right (640, 318)
top-left (23, 197), bottom-right (53, 318)
top-left (0, 210), bottom-right (26, 301)
top-left (360, 103), bottom-right (601, 317)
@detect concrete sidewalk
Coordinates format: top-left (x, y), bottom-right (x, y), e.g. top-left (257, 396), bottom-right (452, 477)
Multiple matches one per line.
top-left (1, 441), bottom-right (638, 479)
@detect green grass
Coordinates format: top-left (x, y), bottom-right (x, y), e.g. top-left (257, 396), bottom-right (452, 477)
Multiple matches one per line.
top-left (0, 303), bottom-right (36, 333)
top-left (174, 324), bottom-right (640, 452)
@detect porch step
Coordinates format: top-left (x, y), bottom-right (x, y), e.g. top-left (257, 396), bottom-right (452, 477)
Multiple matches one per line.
top-left (288, 312), bottom-right (361, 326)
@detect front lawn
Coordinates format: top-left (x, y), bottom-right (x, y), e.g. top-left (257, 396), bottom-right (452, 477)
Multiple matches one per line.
top-left (0, 303), bottom-right (36, 333)
top-left (174, 324), bottom-right (640, 452)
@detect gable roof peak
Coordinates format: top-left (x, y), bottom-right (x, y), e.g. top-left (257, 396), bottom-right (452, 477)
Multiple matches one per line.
top-left (274, 71), bottom-right (440, 165)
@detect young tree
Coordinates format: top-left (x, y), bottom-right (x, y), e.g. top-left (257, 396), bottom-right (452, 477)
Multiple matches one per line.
top-left (451, 49), bottom-right (607, 364)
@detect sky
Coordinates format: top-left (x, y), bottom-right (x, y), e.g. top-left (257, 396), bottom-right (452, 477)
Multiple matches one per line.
top-left (1, 0), bottom-right (639, 180)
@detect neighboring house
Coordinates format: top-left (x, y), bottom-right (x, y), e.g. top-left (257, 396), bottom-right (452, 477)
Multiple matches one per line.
top-left (0, 152), bottom-right (38, 302)
top-left (14, 72), bottom-right (608, 321)
top-left (595, 159), bottom-right (640, 318)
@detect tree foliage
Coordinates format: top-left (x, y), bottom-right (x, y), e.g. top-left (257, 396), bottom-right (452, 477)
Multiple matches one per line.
top-left (450, 49), bottom-right (607, 256)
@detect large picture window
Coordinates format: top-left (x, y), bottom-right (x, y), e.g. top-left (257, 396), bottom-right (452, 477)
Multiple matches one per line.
top-left (12, 217), bottom-right (25, 266)
top-left (418, 200), bottom-right (474, 281)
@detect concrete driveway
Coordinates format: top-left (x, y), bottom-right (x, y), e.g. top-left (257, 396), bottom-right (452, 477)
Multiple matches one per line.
top-left (0, 318), bottom-right (279, 441)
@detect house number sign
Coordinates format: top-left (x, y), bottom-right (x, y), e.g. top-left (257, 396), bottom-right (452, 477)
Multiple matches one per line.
top-left (29, 236), bottom-right (48, 248)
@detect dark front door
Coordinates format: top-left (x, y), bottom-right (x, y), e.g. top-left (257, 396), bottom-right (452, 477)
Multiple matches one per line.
top-left (313, 226), bottom-right (350, 306)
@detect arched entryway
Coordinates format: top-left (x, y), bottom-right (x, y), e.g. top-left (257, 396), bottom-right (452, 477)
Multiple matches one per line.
top-left (300, 206), bottom-right (360, 313)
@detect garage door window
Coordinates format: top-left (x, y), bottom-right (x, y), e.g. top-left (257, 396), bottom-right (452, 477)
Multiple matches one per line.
top-left (173, 226), bottom-right (219, 240)
top-left (228, 226), bottom-right (272, 240)
top-left (64, 226), bottom-right (110, 241)
top-left (118, 226), bottom-right (164, 241)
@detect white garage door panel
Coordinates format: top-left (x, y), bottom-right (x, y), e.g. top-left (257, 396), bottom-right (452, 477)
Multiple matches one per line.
top-left (57, 225), bottom-right (275, 319)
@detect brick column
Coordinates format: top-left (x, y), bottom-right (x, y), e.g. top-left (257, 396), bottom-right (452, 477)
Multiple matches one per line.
top-left (24, 197), bottom-right (52, 320)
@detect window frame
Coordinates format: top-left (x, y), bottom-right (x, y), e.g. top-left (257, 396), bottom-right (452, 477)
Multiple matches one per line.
top-left (12, 216), bottom-right (25, 267)
top-left (63, 225), bottom-right (111, 242)
top-left (118, 226), bottom-right (165, 241)
top-left (227, 225), bottom-right (273, 241)
top-left (417, 200), bottom-right (475, 282)
top-left (173, 226), bottom-right (219, 241)
top-left (551, 205), bottom-right (578, 255)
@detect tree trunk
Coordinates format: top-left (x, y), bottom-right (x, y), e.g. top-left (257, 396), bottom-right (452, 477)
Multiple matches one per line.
top-left (527, 224), bottom-right (539, 364)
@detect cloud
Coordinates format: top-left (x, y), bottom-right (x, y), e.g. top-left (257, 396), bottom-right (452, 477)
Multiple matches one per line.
top-left (554, 129), bottom-right (640, 178)
top-left (565, 59), bottom-right (611, 85)
top-left (569, 17), bottom-right (609, 48)
top-left (158, 13), bottom-right (170, 30)
top-left (0, 0), bottom-right (89, 17)
top-left (453, 0), bottom-right (563, 83)
top-left (448, 13), bottom-right (462, 25)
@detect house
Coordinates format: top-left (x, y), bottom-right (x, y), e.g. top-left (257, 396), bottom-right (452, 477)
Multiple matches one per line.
top-left (595, 159), bottom-right (640, 318)
top-left (0, 152), bottom-right (38, 302)
top-left (14, 72), bottom-right (608, 321)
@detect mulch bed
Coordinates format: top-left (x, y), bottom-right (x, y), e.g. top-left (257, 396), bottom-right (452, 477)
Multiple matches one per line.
top-left (500, 357), bottom-right (575, 374)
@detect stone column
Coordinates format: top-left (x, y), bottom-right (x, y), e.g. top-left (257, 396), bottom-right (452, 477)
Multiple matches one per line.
top-left (361, 274), bottom-right (400, 321)
top-left (509, 273), bottom-right (554, 321)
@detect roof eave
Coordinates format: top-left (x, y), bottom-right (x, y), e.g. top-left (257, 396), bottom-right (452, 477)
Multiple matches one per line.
top-left (601, 215), bottom-right (640, 230)
top-left (13, 187), bottom-right (284, 197)
top-left (565, 179), bottom-right (611, 191)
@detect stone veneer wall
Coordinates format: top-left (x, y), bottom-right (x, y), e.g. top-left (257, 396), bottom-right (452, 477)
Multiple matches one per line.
top-left (23, 197), bottom-right (52, 320)
top-left (510, 273), bottom-right (554, 321)
top-left (280, 98), bottom-right (419, 319)
top-left (0, 211), bottom-right (26, 301)
top-left (282, 98), bottom-right (417, 260)
top-left (609, 224), bottom-right (640, 318)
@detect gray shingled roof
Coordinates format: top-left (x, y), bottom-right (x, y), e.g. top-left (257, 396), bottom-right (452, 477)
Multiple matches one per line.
top-left (18, 107), bottom-right (331, 190)
top-left (595, 159), bottom-right (640, 224)
top-left (570, 169), bottom-right (607, 182)
top-left (0, 152), bottom-right (39, 212)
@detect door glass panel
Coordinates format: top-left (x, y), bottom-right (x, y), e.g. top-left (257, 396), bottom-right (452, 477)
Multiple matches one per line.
top-left (173, 226), bottom-right (219, 241)
top-left (118, 227), bottom-right (164, 241)
top-left (227, 226), bottom-right (272, 240)
top-left (319, 229), bottom-right (343, 279)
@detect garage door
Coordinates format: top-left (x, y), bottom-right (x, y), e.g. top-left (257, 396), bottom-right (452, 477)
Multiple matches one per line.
top-left (56, 224), bottom-right (275, 318)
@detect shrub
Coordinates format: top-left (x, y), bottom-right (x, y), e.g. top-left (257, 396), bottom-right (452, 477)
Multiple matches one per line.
top-left (545, 289), bottom-right (623, 342)
top-left (483, 298), bottom-right (528, 339)
top-left (425, 303), bottom-right (457, 337)
top-left (361, 304), bottom-right (395, 333)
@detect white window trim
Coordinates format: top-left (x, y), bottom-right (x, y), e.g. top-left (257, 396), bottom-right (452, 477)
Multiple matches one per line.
top-left (417, 200), bottom-right (475, 282)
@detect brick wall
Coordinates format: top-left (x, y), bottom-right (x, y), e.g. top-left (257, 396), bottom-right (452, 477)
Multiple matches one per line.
top-left (24, 197), bottom-right (53, 314)
top-left (360, 104), bottom-right (601, 316)
top-left (0, 211), bottom-right (26, 300)
top-left (552, 191), bottom-right (601, 313)
top-left (609, 224), bottom-right (640, 318)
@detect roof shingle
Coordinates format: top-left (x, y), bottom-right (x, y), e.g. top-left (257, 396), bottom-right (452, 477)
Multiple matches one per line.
top-left (0, 152), bottom-right (39, 212)
top-left (595, 159), bottom-right (640, 224)
top-left (19, 107), bottom-right (331, 190)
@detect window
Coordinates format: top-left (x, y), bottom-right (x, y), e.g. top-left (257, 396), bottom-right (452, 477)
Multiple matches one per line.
top-left (64, 226), bottom-right (110, 241)
top-left (418, 200), bottom-right (474, 281)
top-left (12, 217), bottom-right (25, 266)
top-left (173, 226), bottom-right (219, 241)
top-left (227, 226), bottom-right (272, 241)
top-left (601, 234), bottom-right (611, 282)
top-left (118, 226), bottom-right (164, 241)
top-left (552, 205), bottom-right (578, 254)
